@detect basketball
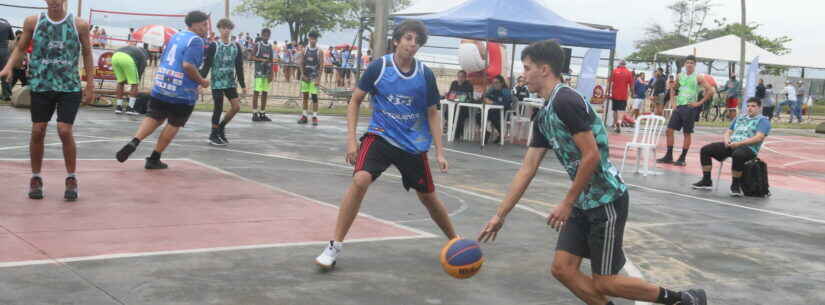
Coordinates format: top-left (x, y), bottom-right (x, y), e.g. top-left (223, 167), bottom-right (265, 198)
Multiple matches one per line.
top-left (439, 238), bottom-right (484, 279)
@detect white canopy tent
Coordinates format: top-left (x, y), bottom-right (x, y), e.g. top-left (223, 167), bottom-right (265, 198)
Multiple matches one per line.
top-left (658, 35), bottom-right (825, 70)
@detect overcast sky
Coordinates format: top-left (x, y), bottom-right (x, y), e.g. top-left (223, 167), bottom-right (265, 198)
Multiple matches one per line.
top-left (5, 0), bottom-right (821, 60)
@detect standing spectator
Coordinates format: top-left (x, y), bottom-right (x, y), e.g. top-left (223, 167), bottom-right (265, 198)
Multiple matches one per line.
top-left (7, 30), bottom-right (29, 92)
top-left (651, 68), bottom-right (667, 116)
top-left (755, 79), bottom-right (766, 104)
top-left (341, 46), bottom-right (353, 87)
top-left (282, 42), bottom-right (292, 82)
top-left (293, 43), bottom-right (304, 82)
top-left (482, 75), bottom-right (513, 143)
top-left (796, 80), bottom-right (806, 119)
top-left (91, 26), bottom-right (100, 48)
top-left (127, 28), bottom-right (135, 45)
top-left (0, 18), bottom-right (14, 101)
top-left (297, 32), bottom-right (322, 125)
top-left (724, 74), bottom-right (741, 120)
top-left (692, 97), bottom-right (770, 196)
top-left (608, 60), bottom-right (633, 133)
top-left (271, 40), bottom-right (280, 82)
top-left (775, 81), bottom-right (797, 122)
top-left (656, 55), bottom-right (716, 167)
top-left (250, 28), bottom-right (274, 122)
top-left (631, 72), bottom-right (648, 118)
top-left (323, 46), bottom-right (334, 84)
top-left (762, 84), bottom-right (775, 120)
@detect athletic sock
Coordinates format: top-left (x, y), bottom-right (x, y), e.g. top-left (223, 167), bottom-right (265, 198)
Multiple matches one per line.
top-left (219, 121), bottom-right (227, 128)
top-left (702, 171), bottom-right (711, 181)
top-left (656, 287), bottom-right (681, 305)
top-left (67, 173), bottom-right (76, 179)
top-left (302, 110), bottom-right (308, 116)
top-left (117, 99), bottom-right (124, 106)
top-left (130, 138), bottom-right (141, 147)
top-left (128, 97), bottom-right (136, 108)
top-left (313, 112), bottom-right (318, 118)
top-left (679, 149), bottom-right (689, 160)
top-left (149, 150), bottom-right (161, 160)
top-left (732, 177), bottom-right (741, 186)
top-left (32, 173), bottom-right (41, 179)
top-left (665, 146), bottom-right (674, 158)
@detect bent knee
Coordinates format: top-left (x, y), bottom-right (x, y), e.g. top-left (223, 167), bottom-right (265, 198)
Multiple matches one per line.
top-left (352, 171), bottom-right (373, 188)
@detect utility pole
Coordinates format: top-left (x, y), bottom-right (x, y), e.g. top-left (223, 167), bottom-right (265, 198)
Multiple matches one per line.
top-left (374, 0), bottom-right (389, 58)
top-left (224, 0), bottom-right (230, 18)
top-left (74, 0), bottom-right (81, 17)
top-left (738, 0), bottom-right (746, 97)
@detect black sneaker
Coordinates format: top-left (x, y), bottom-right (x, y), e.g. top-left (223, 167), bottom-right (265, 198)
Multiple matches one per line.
top-left (218, 127), bottom-right (228, 144)
top-left (730, 183), bottom-right (743, 197)
top-left (297, 115), bottom-right (308, 124)
top-left (656, 156), bottom-right (674, 164)
top-left (260, 113), bottom-right (272, 121)
top-left (692, 179), bottom-right (713, 190)
top-left (29, 177), bottom-right (44, 200)
top-left (115, 105), bottom-right (124, 114)
top-left (252, 113), bottom-right (260, 122)
top-left (209, 130), bottom-right (226, 146)
top-left (64, 177), bottom-right (78, 202)
top-left (126, 106), bottom-right (138, 115)
top-left (145, 158), bottom-right (168, 170)
top-left (673, 158), bottom-right (687, 167)
top-left (116, 142), bottom-right (137, 163)
top-left (679, 289), bottom-right (707, 305)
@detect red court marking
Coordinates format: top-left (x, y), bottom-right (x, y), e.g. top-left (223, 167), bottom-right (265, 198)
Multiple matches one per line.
top-left (608, 133), bottom-right (825, 195)
top-left (0, 160), bottom-right (425, 264)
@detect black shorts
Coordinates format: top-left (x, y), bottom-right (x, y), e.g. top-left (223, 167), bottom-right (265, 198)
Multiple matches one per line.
top-left (611, 99), bottom-right (627, 111)
top-left (30, 91), bottom-right (82, 124)
top-left (212, 88), bottom-right (239, 100)
top-left (667, 105), bottom-right (698, 133)
top-left (557, 191), bottom-right (629, 275)
top-left (325, 67), bottom-right (333, 74)
top-left (354, 133), bottom-right (435, 193)
top-left (147, 97), bottom-right (195, 127)
top-left (342, 68), bottom-right (352, 79)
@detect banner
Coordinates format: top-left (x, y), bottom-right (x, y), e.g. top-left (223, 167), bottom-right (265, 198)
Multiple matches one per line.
top-left (81, 49), bottom-right (116, 82)
top-left (742, 56), bottom-right (760, 113)
top-left (576, 48), bottom-right (601, 102)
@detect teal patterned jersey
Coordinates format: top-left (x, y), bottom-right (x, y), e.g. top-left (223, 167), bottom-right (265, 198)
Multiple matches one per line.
top-left (253, 41), bottom-right (273, 78)
top-left (536, 84), bottom-right (627, 210)
top-left (211, 42), bottom-right (238, 89)
top-left (28, 13), bottom-right (81, 93)
top-left (729, 114), bottom-right (771, 153)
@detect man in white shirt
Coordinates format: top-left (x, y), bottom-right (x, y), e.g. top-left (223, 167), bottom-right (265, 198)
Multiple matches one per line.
top-left (774, 81), bottom-right (797, 122)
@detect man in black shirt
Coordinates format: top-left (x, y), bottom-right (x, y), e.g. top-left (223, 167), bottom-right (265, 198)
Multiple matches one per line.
top-left (651, 68), bottom-right (667, 116)
top-left (0, 18), bottom-right (15, 101)
top-left (447, 70), bottom-right (474, 140)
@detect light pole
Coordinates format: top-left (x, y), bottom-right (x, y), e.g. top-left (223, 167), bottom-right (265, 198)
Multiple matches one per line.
top-left (374, 0), bottom-right (388, 58)
top-left (738, 0), bottom-right (746, 97)
top-left (75, 0), bottom-right (81, 18)
top-left (225, 0), bottom-right (230, 18)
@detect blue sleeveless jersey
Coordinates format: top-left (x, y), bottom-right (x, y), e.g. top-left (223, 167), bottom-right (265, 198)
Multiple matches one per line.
top-left (367, 54), bottom-right (433, 154)
top-left (151, 31), bottom-right (204, 104)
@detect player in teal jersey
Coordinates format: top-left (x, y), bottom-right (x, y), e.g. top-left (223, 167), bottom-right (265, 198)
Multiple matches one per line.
top-left (201, 18), bottom-right (246, 145)
top-left (0, 0), bottom-right (95, 201)
top-left (478, 40), bottom-right (707, 305)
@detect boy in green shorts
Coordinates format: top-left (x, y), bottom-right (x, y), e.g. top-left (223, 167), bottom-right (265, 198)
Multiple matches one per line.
top-left (297, 31), bottom-right (321, 125)
top-left (111, 45), bottom-right (148, 115)
top-left (251, 28), bottom-right (273, 122)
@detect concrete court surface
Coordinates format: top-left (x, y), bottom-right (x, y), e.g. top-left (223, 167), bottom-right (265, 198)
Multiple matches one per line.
top-left (0, 105), bottom-right (823, 305)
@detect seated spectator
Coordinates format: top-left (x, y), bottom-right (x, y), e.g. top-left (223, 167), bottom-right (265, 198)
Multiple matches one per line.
top-left (692, 97), bottom-right (770, 196)
top-left (513, 76), bottom-right (529, 101)
top-left (450, 70), bottom-right (476, 141)
top-left (482, 75), bottom-right (513, 143)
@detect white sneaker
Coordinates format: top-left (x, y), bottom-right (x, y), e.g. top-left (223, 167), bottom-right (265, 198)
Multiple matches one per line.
top-left (315, 241), bottom-right (341, 269)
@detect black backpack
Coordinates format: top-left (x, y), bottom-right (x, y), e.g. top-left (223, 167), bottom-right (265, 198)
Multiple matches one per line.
top-left (741, 158), bottom-right (770, 197)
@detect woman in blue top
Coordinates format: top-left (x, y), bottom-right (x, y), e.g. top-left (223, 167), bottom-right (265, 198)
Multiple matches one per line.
top-left (483, 75), bottom-right (513, 143)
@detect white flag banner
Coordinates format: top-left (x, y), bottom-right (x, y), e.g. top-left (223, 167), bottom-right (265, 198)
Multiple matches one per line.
top-left (743, 56), bottom-right (760, 113)
top-left (576, 48), bottom-right (601, 102)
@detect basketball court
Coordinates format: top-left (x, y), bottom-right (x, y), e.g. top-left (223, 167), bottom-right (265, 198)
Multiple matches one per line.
top-left (0, 106), bottom-right (823, 304)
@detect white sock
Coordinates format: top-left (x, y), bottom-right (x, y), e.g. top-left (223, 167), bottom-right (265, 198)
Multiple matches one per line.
top-left (313, 112), bottom-right (318, 118)
top-left (128, 97), bottom-right (136, 108)
top-left (32, 173), bottom-right (41, 178)
top-left (116, 99), bottom-right (123, 106)
top-left (302, 110), bottom-right (308, 116)
top-left (331, 241), bottom-right (342, 250)
top-left (67, 173), bottom-right (76, 179)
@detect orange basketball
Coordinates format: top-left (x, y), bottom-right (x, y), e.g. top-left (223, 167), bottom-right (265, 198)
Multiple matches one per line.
top-left (439, 238), bottom-right (484, 279)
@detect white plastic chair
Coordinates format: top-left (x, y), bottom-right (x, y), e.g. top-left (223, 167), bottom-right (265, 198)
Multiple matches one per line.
top-left (620, 115), bottom-right (667, 176)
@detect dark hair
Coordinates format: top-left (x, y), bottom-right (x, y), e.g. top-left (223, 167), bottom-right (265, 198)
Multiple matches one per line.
top-left (747, 97), bottom-right (762, 106)
top-left (521, 40), bottom-right (566, 78)
top-left (657, 67), bottom-right (664, 72)
top-left (457, 70), bottom-right (467, 75)
top-left (129, 28), bottom-right (134, 32)
top-left (767, 84), bottom-right (773, 89)
top-left (685, 55), bottom-right (697, 63)
top-left (308, 31), bottom-right (320, 39)
top-left (185, 11), bottom-right (209, 27)
top-left (261, 28), bottom-right (271, 35)
top-left (493, 75), bottom-right (507, 87)
top-left (217, 18), bottom-right (234, 30)
top-left (392, 20), bottom-right (428, 46)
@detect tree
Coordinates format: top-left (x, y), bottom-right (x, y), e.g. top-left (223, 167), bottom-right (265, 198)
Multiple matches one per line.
top-left (235, 0), bottom-right (352, 42)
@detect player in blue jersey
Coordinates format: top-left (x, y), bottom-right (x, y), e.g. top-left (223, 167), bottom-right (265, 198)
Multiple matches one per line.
top-left (315, 20), bottom-right (458, 269)
top-left (115, 11), bottom-right (210, 170)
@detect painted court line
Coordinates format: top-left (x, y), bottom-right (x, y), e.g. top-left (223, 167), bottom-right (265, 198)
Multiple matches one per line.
top-left (0, 139), bottom-right (112, 151)
top-left (444, 148), bottom-right (825, 225)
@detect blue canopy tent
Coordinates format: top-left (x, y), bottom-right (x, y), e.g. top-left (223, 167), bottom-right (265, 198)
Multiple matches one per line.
top-left (393, 0), bottom-right (619, 124)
